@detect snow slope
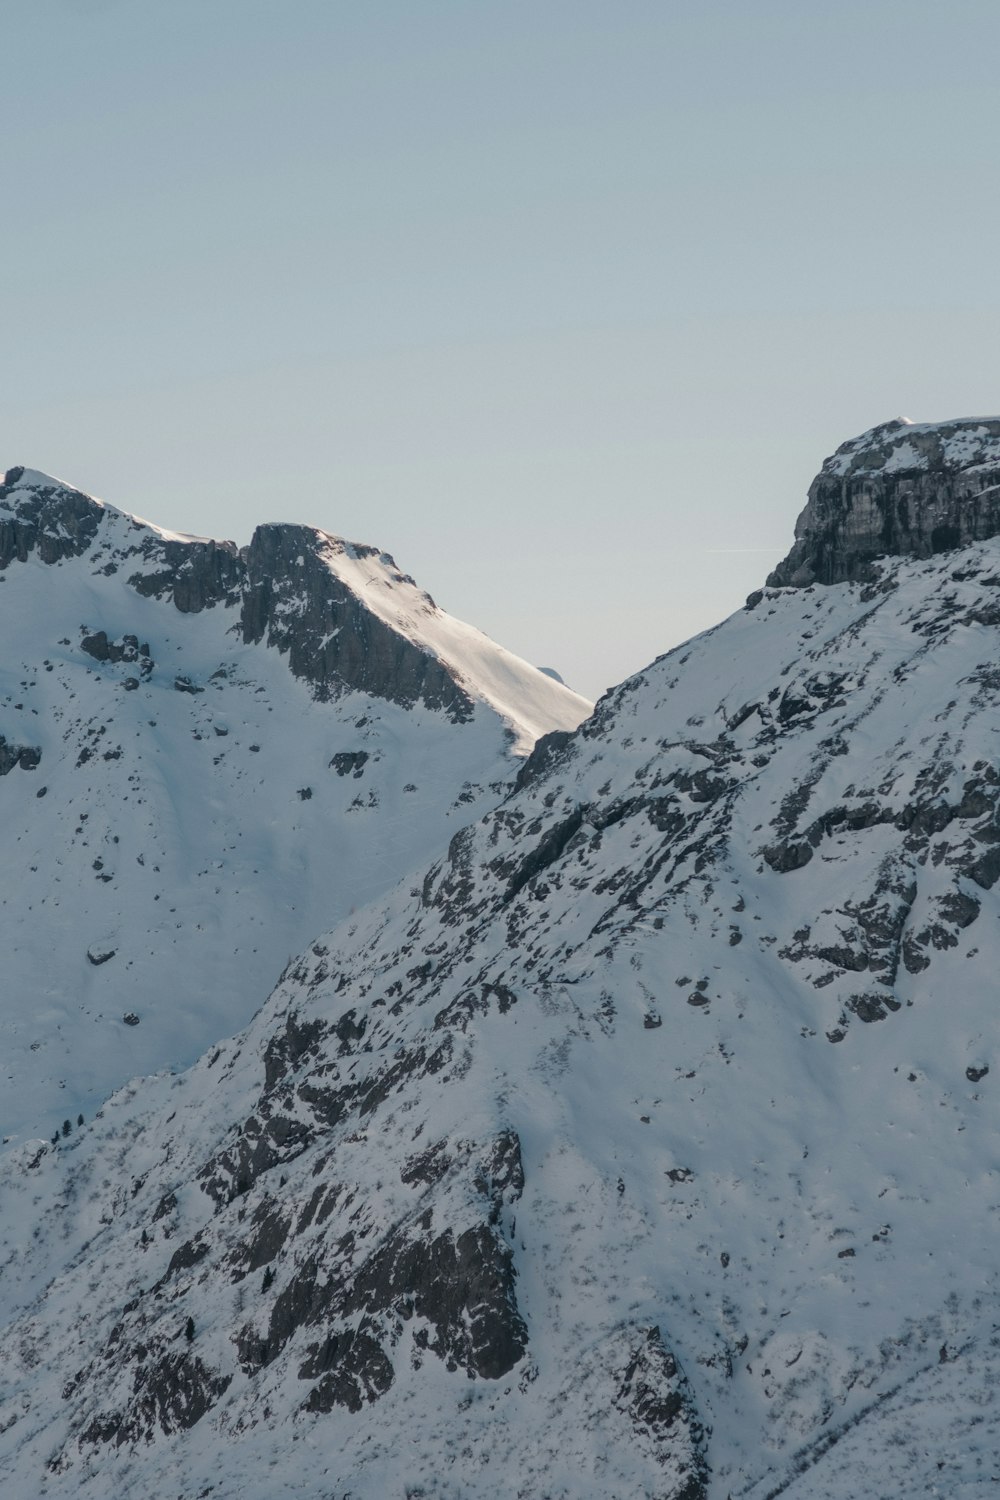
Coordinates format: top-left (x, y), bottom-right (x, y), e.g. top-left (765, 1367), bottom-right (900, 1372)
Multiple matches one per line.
top-left (310, 531), bottom-right (586, 753)
top-left (3, 520), bottom-right (1000, 1496)
top-left (0, 467), bottom-right (590, 1144)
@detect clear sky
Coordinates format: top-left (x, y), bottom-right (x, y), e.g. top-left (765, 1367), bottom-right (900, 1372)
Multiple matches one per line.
top-left (5, 0), bottom-right (1000, 701)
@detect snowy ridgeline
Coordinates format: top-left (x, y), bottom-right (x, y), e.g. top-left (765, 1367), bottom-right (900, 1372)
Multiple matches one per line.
top-left (0, 467), bottom-right (589, 1144)
top-left (2, 511), bottom-right (1000, 1496)
top-left (821, 415), bottom-right (1000, 477)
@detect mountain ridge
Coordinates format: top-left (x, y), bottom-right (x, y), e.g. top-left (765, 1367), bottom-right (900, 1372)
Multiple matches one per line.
top-left (1, 465), bottom-right (590, 741)
top-left (0, 465), bottom-right (589, 1143)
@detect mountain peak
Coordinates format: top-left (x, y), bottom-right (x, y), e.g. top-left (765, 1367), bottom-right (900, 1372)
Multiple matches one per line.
top-left (768, 415), bottom-right (1000, 586)
top-left (823, 414), bottom-right (1000, 478)
top-left (0, 467), bottom-right (590, 744)
top-left (2, 464), bottom-right (71, 491)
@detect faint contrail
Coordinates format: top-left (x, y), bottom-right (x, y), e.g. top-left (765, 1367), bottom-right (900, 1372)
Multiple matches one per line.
top-left (703, 547), bottom-right (785, 554)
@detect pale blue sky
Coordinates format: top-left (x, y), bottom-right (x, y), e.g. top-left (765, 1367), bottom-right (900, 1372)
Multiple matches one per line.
top-left (5, 1), bottom-right (1000, 699)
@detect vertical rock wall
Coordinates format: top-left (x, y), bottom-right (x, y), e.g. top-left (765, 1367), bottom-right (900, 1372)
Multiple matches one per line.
top-left (768, 417), bottom-right (1000, 586)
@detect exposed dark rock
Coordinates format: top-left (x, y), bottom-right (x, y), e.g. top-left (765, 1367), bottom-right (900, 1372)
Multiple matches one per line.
top-left (198, 1110), bottom-right (314, 1206)
top-left (0, 736), bottom-right (41, 775)
top-left (228, 1199), bottom-right (291, 1279)
top-left (79, 1353), bottom-right (232, 1446)
top-left (615, 1327), bottom-right (707, 1500)
top-left (80, 631), bottom-right (112, 661)
top-left (330, 750), bottom-right (369, 777)
top-left (240, 524), bottom-right (475, 717)
top-left (769, 418), bottom-right (1000, 587)
top-left (0, 469), bottom-right (103, 568)
top-left (763, 841), bottom-right (813, 873)
top-left (127, 535), bottom-right (243, 613)
top-left (262, 1012), bottom-right (327, 1090)
top-left (165, 1237), bottom-right (210, 1279)
top-left (347, 1221), bottom-right (527, 1380)
top-left (152, 1191), bottom-right (177, 1222)
top-left (475, 1128), bottom-right (525, 1208)
top-left (674, 766), bottom-right (731, 803)
top-left (514, 728), bottom-right (573, 791)
top-left (232, 1129), bottom-right (527, 1399)
top-left (423, 825), bottom-right (480, 924)
top-left (80, 631), bottom-right (153, 675)
top-left (333, 1008), bottom-right (366, 1051)
top-left (726, 700), bottom-right (759, 730)
top-left (504, 805), bottom-right (588, 904)
top-left (847, 992), bottom-right (901, 1024)
top-left (967, 845), bottom-right (1000, 890)
top-left (433, 984), bottom-right (519, 1034)
top-left (401, 1139), bottom-right (454, 1188)
top-left (300, 1323), bottom-right (394, 1412)
top-left (777, 672), bottom-right (850, 725)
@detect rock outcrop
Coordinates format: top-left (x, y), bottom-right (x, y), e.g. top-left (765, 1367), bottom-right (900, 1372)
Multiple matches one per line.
top-left (768, 417), bottom-right (1000, 586)
top-left (0, 466), bottom-right (103, 566)
top-left (240, 523), bottom-right (474, 717)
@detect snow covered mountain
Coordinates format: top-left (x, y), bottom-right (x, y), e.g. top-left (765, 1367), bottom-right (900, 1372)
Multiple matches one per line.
top-left (0, 466), bottom-right (589, 1143)
top-left (3, 423), bottom-right (1000, 1498)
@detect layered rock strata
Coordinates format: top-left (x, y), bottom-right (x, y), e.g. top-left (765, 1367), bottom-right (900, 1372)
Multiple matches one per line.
top-left (768, 416), bottom-right (1000, 586)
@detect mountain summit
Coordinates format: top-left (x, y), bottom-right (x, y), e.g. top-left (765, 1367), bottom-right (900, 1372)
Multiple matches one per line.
top-left (0, 466), bottom-right (590, 1140)
top-left (768, 415), bottom-right (1000, 586)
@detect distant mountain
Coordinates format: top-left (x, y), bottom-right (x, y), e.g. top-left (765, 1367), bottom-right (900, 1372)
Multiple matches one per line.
top-left (3, 425), bottom-right (1000, 1498)
top-left (0, 467), bottom-right (589, 1141)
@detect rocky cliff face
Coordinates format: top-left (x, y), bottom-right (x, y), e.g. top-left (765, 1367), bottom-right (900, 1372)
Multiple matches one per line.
top-left (767, 416), bottom-right (1000, 586)
top-left (239, 524), bottom-right (474, 718)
